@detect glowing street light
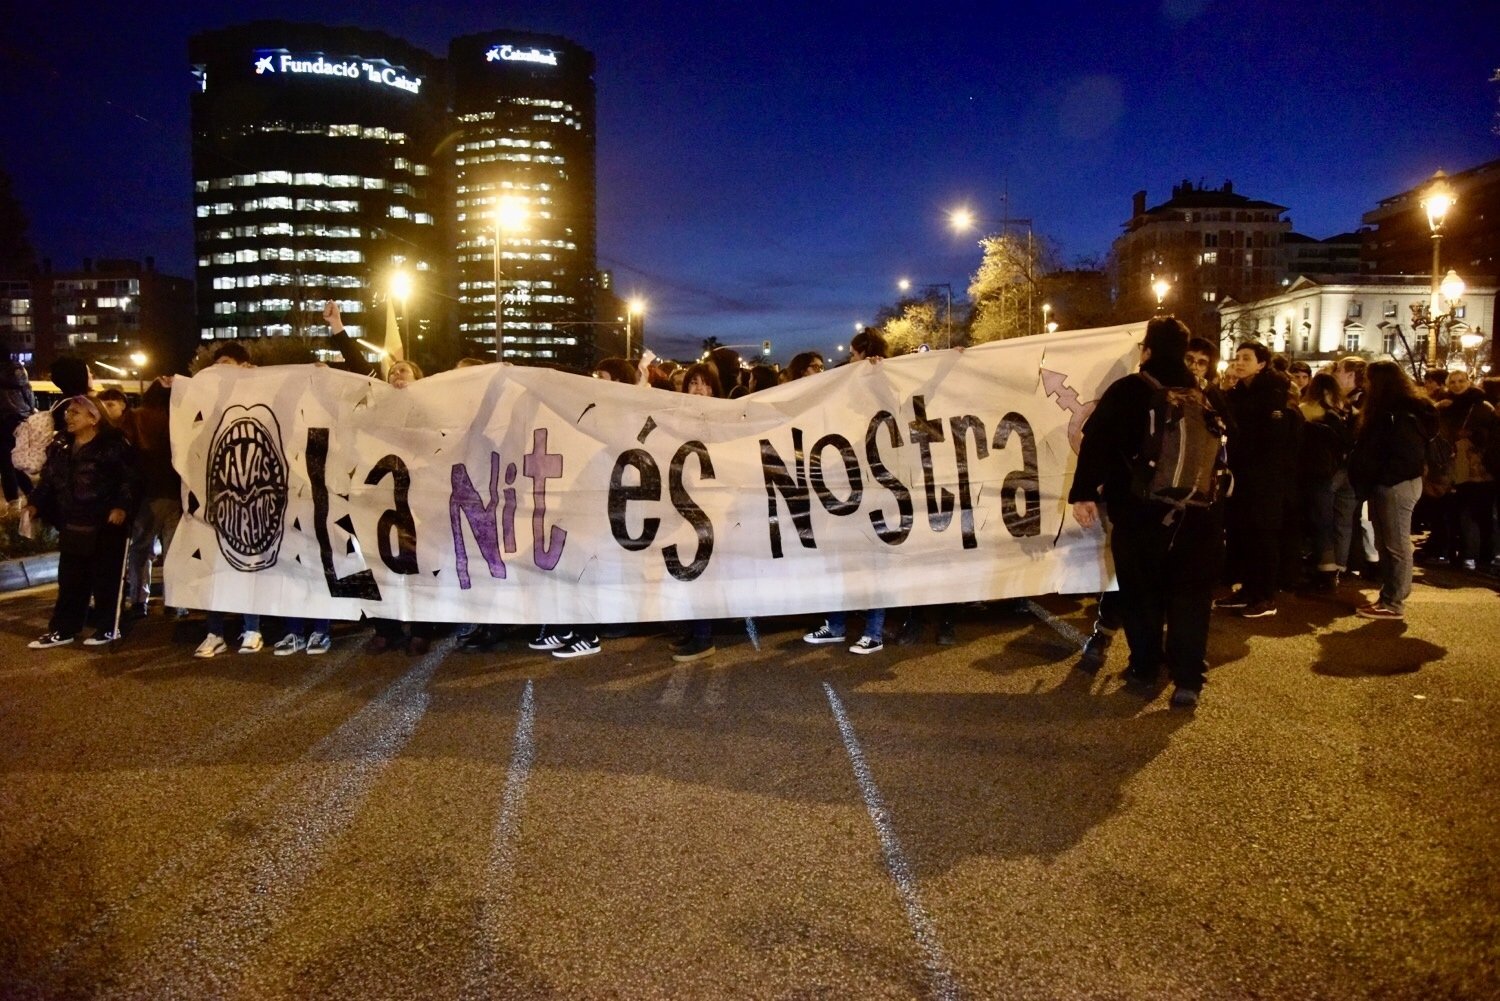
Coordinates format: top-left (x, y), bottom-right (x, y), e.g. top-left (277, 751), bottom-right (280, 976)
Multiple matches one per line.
top-left (627, 297), bottom-right (646, 359)
top-left (949, 207), bottom-right (976, 233)
top-left (1440, 269), bottom-right (1466, 306)
top-left (389, 269), bottom-right (413, 303)
top-left (129, 351), bottom-right (148, 396)
top-left (1421, 170), bottom-right (1456, 370)
top-left (898, 278), bottom-right (912, 293)
top-left (1152, 276), bottom-right (1172, 311)
top-left (492, 194), bottom-right (529, 362)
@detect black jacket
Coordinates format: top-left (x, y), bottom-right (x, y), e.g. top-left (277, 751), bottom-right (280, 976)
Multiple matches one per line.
top-left (31, 425), bottom-right (139, 532)
top-left (1070, 359), bottom-right (1214, 513)
top-left (1226, 368), bottom-right (1298, 482)
top-left (1348, 396), bottom-right (1436, 497)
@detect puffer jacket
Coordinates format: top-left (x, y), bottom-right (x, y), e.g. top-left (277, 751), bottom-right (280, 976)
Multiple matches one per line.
top-left (30, 424), bottom-right (139, 532)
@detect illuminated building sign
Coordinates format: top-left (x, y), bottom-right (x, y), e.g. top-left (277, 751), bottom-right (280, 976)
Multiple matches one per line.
top-left (252, 50), bottom-right (423, 95)
top-left (485, 44), bottom-right (559, 67)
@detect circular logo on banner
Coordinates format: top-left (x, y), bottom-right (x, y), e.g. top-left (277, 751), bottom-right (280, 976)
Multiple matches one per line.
top-left (207, 404), bottom-right (288, 572)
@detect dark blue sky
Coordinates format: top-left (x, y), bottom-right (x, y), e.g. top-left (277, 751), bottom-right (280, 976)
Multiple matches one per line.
top-left (4, 0), bottom-right (1496, 360)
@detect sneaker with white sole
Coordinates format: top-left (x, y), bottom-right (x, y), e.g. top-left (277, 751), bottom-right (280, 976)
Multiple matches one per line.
top-left (238, 630), bottom-right (264, 654)
top-left (552, 635), bottom-right (601, 659)
top-left (28, 631), bottom-right (75, 650)
top-left (83, 630), bottom-right (120, 646)
top-left (803, 622), bottom-right (846, 645)
top-left (1355, 602), bottom-right (1404, 620)
top-left (849, 635), bottom-right (884, 655)
top-left (305, 631), bottom-right (331, 655)
top-left (529, 628), bottom-right (572, 652)
top-left (273, 633), bottom-right (306, 656)
top-left (194, 633), bottom-right (228, 658)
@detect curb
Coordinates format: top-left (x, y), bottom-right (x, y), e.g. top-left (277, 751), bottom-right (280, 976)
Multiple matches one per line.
top-left (0, 553), bottom-right (60, 592)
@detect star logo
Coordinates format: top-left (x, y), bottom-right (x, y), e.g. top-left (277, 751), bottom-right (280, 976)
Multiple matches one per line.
top-left (254, 55), bottom-right (275, 75)
top-left (485, 46), bottom-right (501, 62)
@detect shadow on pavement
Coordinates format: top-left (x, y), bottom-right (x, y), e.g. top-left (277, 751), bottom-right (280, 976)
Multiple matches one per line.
top-left (1311, 623), bottom-right (1446, 677)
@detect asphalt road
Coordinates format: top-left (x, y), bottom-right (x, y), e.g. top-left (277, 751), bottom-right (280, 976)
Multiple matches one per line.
top-left (1, 572), bottom-right (1497, 1000)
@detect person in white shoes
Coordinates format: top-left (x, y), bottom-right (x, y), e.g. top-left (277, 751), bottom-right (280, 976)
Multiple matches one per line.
top-left (195, 611), bottom-right (265, 658)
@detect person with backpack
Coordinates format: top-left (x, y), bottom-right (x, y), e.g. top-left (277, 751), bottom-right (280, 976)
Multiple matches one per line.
top-left (1298, 372), bottom-right (1358, 591)
top-left (1347, 362), bottom-right (1438, 620)
top-left (1215, 341), bottom-right (1299, 619)
top-left (1070, 317), bottom-right (1227, 708)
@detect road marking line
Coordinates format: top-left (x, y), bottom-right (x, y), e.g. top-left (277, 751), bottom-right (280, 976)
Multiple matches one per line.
top-left (659, 663), bottom-right (690, 706)
top-left (471, 680), bottom-right (537, 988)
top-left (52, 639), bottom-right (455, 993)
top-left (823, 682), bottom-right (961, 1001)
top-left (1024, 599), bottom-right (1088, 649)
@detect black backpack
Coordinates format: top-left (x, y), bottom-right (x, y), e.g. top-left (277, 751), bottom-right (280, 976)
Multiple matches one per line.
top-left (1131, 372), bottom-right (1230, 517)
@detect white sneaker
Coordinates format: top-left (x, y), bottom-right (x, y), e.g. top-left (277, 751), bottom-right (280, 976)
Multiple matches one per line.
top-left (194, 633), bottom-right (228, 658)
top-left (238, 630), bottom-right (264, 654)
top-left (803, 622), bottom-right (846, 645)
top-left (305, 631), bottom-right (331, 655)
top-left (83, 630), bottom-right (120, 646)
top-left (272, 633), bottom-right (306, 656)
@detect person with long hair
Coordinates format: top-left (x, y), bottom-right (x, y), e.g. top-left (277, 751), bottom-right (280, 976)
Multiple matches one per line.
top-left (1298, 372), bottom-right (1358, 591)
top-left (1347, 361), bottom-right (1437, 619)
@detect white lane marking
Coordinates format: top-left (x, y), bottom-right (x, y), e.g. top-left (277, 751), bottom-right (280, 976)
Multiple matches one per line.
top-left (823, 682), bottom-right (961, 1001)
top-left (659, 663), bottom-right (690, 706)
top-left (470, 680), bottom-right (537, 990)
top-left (64, 639), bottom-right (454, 996)
top-left (702, 669), bottom-right (726, 707)
top-left (1024, 599), bottom-right (1088, 649)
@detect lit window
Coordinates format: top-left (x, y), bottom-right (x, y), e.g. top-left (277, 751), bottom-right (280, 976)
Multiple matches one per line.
top-left (1344, 328), bottom-right (1362, 352)
top-left (363, 177), bottom-right (386, 189)
top-left (295, 172), bottom-right (326, 186)
top-left (389, 206), bottom-right (409, 219)
top-left (1347, 302), bottom-right (1362, 319)
top-left (1199, 251), bottom-right (1217, 266)
top-left (257, 170), bottom-right (292, 185)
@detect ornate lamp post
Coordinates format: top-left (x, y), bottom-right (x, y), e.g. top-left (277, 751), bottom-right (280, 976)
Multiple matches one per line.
top-left (1152, 276), bottom-right (1172, 314)
top-left (1420, 170), bottom-right (1456, 371)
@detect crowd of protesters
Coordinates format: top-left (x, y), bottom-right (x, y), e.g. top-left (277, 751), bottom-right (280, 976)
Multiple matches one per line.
top-left (12, 308), bottom-right (1499, 708)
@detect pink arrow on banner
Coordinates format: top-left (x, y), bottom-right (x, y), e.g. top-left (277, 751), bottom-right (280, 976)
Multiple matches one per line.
top-left (1040, 368), bottom-right (1097, 454)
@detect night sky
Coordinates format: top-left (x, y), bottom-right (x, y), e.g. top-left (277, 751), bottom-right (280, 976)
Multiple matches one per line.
top-left (4, 0), bottom-right (1497, 361)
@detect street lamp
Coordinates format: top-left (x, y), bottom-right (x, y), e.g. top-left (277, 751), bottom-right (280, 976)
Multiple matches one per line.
top-left (493, 194), bottom-right (528, 362)
top-left (129, 351), bottom-right (147, 396)
top-left (1410, 268), bottom-right (1467, 370)
top-left (389, 269), bottom-right (412, 367)
top-left (1152, 277), bottom-right (1172, 312)
top-left (626, 297), bottom-right (646, 359)
top-left (1421, 170), bottom-right (1456, 370)
top-left (1041, 302), bottom-right (1051, 334)
top-left (949, 204), bottom-right (1036, 335)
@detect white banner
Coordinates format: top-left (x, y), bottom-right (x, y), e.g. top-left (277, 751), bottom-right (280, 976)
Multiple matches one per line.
top-left (165, 324), bottom-right (1141, 623)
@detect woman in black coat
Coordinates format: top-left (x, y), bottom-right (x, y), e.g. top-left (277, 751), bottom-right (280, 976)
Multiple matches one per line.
top-left (26, 395), bottom-right (138, 647)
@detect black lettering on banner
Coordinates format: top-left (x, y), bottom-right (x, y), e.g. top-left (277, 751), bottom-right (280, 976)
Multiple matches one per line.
top-left (948, 415), bottom-right (989, 550)
top-left (305, 427), bottom-right (381, 600)
top-left (992, 412), bottom-right (1041, 538)
top-left (664, 441), bottom-right (715, 581)
top-left (908, 395), bottom-right (955, 532)
top-left (608, 448), bottom-right (663, 552)
top-left (366, 455), bottom-right (419, 574)
top-left (865, 411), bottom-right (913, 545)
top-left (449, 453), bottom-right (507, 589)
top-left (810, 433), bottom-right (862, 515)
top-left (760, 427), bottom-right (815, 558)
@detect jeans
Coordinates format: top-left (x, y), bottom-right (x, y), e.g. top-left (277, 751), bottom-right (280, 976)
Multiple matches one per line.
top-left (206, 611), bottom-right (261, 638)
top-left (125, 497), bottom-right (182, 606)
top-left (1454, 481), bottom-right (1497, 563)
top-left (1368, 477), bottom-right (1422, 612)
top-left (284, 617), bottom-right (332, 637)
top-left (1311, 469), bottom-right (1357, 571)
top-left (828, 608), bottom-right (885, 641)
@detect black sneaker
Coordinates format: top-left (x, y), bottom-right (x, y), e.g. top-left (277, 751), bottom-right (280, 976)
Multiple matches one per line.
top-left (1074, 633), bottom-right (1111, 674)
top-left (28, 631), bottom-right (75, 650)
top-left (934, 622), bottom-right (957, 647)
top-left (1170, 687), bottom-right (1201, 709)
top-left (528, 629), bottom-right (572, 652)
top-left (1238, 600), bottom-right (1278, 619)
top-left (83, 630), bottom-right (120, 646)
top-left (553, 635), bottom-right (601, 659)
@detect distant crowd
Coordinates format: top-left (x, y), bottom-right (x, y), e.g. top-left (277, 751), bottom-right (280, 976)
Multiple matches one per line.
top-left (3, 308), bottom-right (1495, 709)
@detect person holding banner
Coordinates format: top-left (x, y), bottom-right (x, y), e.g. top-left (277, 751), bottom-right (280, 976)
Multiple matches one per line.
top-left (1069, 318), bottom-right (1225, 708)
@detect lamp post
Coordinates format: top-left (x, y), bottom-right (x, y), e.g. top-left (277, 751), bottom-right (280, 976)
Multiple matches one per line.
top-left (389, 269), bottom-right (412, 365)
top-left (493, 195), bottom-right (527, 362)
top-left (626, 297), bottom-right (645, 359)
top-left (129, 351), bottom-right (147, 397)
top-left (1421, 170), bottom-right (1456, 371)
top-left (949, 205), bottom-right (1034, 336)
top-left (1410, 268), bottom-right (1466, 370)
top-left (1152, 276), bottom-right (1172, 313)
top-left (897, 277), bottom-right (953, 348)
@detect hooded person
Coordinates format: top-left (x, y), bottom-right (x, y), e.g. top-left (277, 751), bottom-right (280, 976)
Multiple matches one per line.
top-left (1069, 317), bottom-right (1227, 708)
